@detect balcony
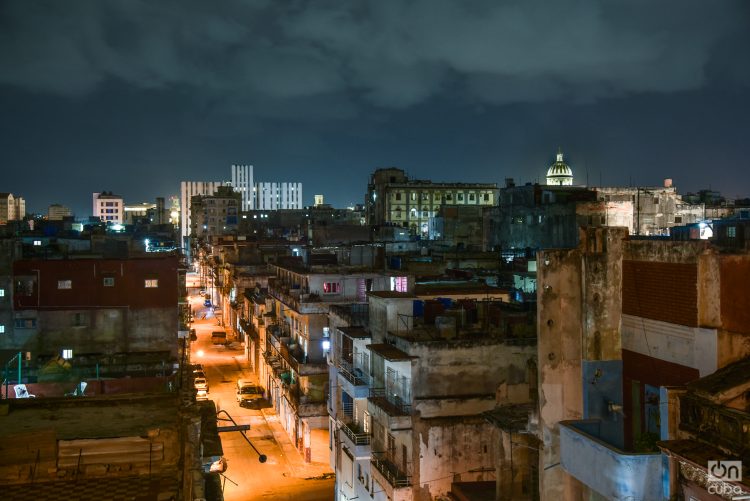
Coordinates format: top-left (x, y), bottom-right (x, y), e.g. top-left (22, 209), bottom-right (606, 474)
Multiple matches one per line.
top-left (559, 420), bottom-right (662, 501)
top-left (371, 451), bottom-right (411, 489)
top-left (336, 359), bottom-right (370, 399)
top-left (338, 419), bottom-right (371, 459)
top-left (368, 388), bottom-right (412, 430)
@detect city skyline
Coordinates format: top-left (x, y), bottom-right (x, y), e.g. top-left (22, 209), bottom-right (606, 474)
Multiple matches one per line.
top-left (2, 1), bottom-right (749, 215)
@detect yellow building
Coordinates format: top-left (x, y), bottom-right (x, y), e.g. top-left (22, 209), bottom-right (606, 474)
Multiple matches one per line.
top-left (366, 168), bottom-right (498, 236)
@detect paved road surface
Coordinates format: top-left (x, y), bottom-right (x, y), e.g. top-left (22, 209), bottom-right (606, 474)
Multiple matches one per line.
top-left (186, 272), bottom-right (335, 501)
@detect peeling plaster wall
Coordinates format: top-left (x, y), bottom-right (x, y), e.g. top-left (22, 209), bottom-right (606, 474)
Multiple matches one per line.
top-left (388, 337), bottom-right (535, 402)
top-left (414, 417), bottom-right (496, 501)
top-left (537, 227), bottom-right (628, 500)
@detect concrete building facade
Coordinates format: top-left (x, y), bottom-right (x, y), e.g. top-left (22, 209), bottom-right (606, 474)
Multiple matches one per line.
top-left (47, 204), bottom-right (73, 221)
top-left (231, 164), bottom-right (254, 212)
top-left (179, 181), bottom-right (225, 244)
top-left (366, 168), bottom-right (498, 237)
top-left (255, 182), bottom-right (303, 210)
top-left (92, 191), bottom-right (124, 224)
top-left (0, 192), bottom-right (26, 224)
top-left (189, 186), bottom-right (241, 239)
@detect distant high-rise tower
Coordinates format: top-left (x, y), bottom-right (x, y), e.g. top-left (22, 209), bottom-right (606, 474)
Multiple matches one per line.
top-left (546, 149), bottom-right (574, 186)
top-left (231, 164), bottom-right (254, 212)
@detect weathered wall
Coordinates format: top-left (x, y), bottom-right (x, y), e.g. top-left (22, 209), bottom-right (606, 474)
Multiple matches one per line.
top-left (536, 248), bottom-right (584, 500)
top-left (1, 307), bottom-right (177, 358)
top-left (413, 417), bottom-right (496, 501)
top-left (392, 338), bottom-right (535, 401)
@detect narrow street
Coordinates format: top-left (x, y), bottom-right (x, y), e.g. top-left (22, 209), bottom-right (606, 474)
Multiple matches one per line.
top-left (186, 272), bottom-right (335, 501)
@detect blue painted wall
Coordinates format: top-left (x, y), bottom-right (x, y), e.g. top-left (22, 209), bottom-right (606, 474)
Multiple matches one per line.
top-left (582, 359), bottom-right (624, 449)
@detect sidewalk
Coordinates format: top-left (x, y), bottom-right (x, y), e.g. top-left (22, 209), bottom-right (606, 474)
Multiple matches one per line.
top-left (260, 407), bottom-right (334, 480)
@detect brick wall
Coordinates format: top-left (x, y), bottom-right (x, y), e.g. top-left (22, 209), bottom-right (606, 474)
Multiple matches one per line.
top-left (720, 255), bottom-right (750, 335)
top-left (622, 261), bottom-right (698, 327)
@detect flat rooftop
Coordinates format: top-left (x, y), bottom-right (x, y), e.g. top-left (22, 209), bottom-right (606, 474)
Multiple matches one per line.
top-left (0, 393), bottom-right (180, 440)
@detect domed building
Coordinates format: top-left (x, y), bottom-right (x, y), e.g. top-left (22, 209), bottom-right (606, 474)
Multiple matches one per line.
top-left (546, 150), bottom-right (574, 186)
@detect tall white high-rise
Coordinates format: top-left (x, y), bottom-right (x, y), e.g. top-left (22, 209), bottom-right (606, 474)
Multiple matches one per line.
top-left (231, 164), bottom-right (254, 212)
top-left (255, 182), bottom-right (303, 210)
top-left (179, 181), bottom-right (225, 242)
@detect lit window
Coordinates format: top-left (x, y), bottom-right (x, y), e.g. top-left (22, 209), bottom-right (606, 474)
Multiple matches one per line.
top-left (62, 349), bottom-right (73, 359)
top-left (33, 240), bottom-right (42, 246)
top-left (322, 282), bottom-right (340, 294)
top-left (390, 276), bottom-right (408, 292)
top-left (145, 279), bottom-right (159, 288)
top-left (0, 288), bottom-right (4, 297)
top-left (728, 226), bottom-right (736, 238)
top-left (0, 325), bottom-right (4, 334)
top-left (103, 277), bottom-right (115, 287)
top-left (57, 280), bottom-right (72, 289)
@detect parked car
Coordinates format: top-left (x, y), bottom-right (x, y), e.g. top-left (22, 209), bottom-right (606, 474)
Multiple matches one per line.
top-left (193, 377), bottom-right (209, 393)
top-left (204, 299), bottom-right (211, 307)
top-left (211, 331), bottom-right (227, 345)
top-left (193, 370), bottom-right (206, 379)
top-left (196, 389), bottom-right (209, 401)
top-left (236, 380), bottom-right (263, 406)
top-left (191, 363), bottom-right (204, 372)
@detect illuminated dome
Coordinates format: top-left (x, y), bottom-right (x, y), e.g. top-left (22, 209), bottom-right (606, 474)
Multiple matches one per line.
top-left (546, 150), bottom-right (573, 186)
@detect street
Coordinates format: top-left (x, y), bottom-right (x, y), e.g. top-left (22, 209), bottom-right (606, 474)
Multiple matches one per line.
top-left (186, 272), bottom-right (335, 501)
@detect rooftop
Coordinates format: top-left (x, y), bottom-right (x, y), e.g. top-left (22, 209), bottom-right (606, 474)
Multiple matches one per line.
top-left (366, 343), bottom-right (415, 361)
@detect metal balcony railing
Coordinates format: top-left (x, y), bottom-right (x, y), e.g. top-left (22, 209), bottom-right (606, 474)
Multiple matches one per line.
top-left (371, 451), bottom-right (411, 488)
top-left (369, 388), bottom-right (412, 416)
top-left (338, 419), bottom-right (371, 446)
top-left (337, 360), bottom-right (369, 386)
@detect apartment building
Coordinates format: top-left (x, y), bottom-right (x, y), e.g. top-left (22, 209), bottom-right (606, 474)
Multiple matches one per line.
top-left (366, 167), bottom-right (498, 237)
top-left (190, 186), bottom-right (241, 239)
top-left (0, 192), bottom-right (26, 224)
top-left (328, 286), bottom-right (537, 501)
top-left (92, 191), bottom-right (124, 224)
top-left (47, 204), bottom-right (72, 221)
top-left (537, 227), bottom-right (750, 500)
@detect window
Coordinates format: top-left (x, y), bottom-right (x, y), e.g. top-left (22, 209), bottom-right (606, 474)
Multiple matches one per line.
top-left (322, 282), bottom-right (340, 294)
top-left (422, 210), bottom-right (428, 218)
top-left (457, 193), bottom-right (464, 201)
top-left (421, 192), bottom-right (428, 200)
top-left (14, 318), bottom-right (36, 329)
top-left (57, 280), bottom-right (72, 290)
top-left (33, 240), bottom-right (42, 246)
top-left (103, 277), bottom-right (115, 287)
top-left (392, 276), bottom-right (408, 292)
top-left (395, 193), bottom-right (402, 201)
top-left (483, 193), bottom-right (490, 202)
top-left (145, 279), bottom-right (159, 288)
top-left (62, 349), bottom-right (73, 359)
top-left (469, 193), bottom-right (476, 201)
top-left (674, 216), bottom-right (683, 224)
top-left (0, 288), bottom-right (4, 297)
top-left (0, 325), bottom-right (4, 334)
top-left (728, 226), bottom-right (737, 238)
top-left (15, 278), bottom-right (34, 296)
top-left (446, 193), bottom-right (452, 201)
top-left (410, 192), bottom-right (416, 201)
top-left (71, 312), bottom-right (89, 327)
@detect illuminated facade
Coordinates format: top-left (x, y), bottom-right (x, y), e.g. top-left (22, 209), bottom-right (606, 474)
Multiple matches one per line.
top-left (546, 150), bottom-right (574, 186)
top-left (92, 191), bottom-right (124, 224)
top-left (366, 168), bottom-right (498, 236)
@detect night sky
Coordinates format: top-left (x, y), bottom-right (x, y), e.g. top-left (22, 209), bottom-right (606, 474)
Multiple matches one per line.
top-left (1, 0), bottom-right (749, 216)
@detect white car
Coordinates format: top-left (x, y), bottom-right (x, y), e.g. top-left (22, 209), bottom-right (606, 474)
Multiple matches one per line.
top-left (194, 377), bottom-right (209, 393)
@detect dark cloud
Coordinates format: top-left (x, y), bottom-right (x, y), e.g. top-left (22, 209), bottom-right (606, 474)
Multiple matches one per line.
top-left (1, 0), bottom-right (749, 215)
top-left (1, 0), bottom-right (747, 112)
